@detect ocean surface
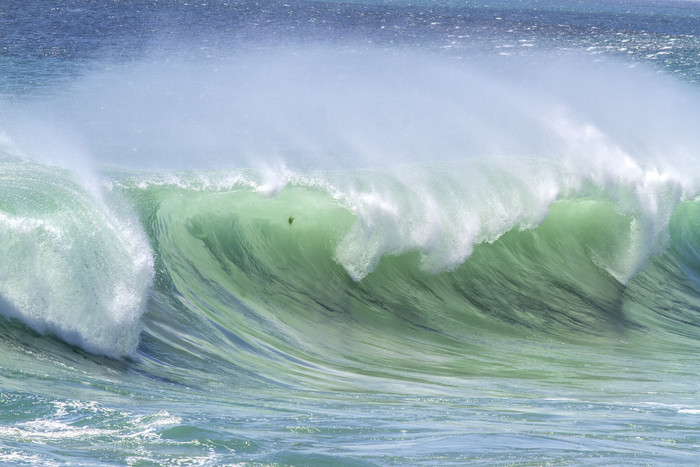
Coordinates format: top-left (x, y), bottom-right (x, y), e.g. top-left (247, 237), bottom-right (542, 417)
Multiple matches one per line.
top-left (1, 0), bottom-right (700, 465)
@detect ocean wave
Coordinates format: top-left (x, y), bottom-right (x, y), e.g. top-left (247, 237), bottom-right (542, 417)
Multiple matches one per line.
top-left (0, 155), bottom-right (689, 365)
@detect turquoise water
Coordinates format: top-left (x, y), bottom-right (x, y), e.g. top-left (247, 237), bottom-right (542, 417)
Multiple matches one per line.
top-left (1, 0), bottom-right (700, 465)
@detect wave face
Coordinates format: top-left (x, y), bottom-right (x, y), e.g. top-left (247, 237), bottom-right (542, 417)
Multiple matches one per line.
top-left (2, 0), bottom-right (700, 465)
top-left (124, 167), bottom-right (700, 362)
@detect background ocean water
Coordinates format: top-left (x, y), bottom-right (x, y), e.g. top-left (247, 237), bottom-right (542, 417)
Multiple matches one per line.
top-left (1, 0), bottom-right (700, 465)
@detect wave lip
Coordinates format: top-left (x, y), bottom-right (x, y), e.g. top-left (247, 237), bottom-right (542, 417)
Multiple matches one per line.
top-left (0, 159), bottom-right (154, 358)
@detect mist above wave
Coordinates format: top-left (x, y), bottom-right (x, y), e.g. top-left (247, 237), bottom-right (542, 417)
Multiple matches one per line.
top-left (2, 45), bottom-right (698, 173)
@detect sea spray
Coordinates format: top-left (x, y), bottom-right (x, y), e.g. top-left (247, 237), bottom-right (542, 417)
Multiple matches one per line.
top-left (4, 48), bottom-right (698, 172)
